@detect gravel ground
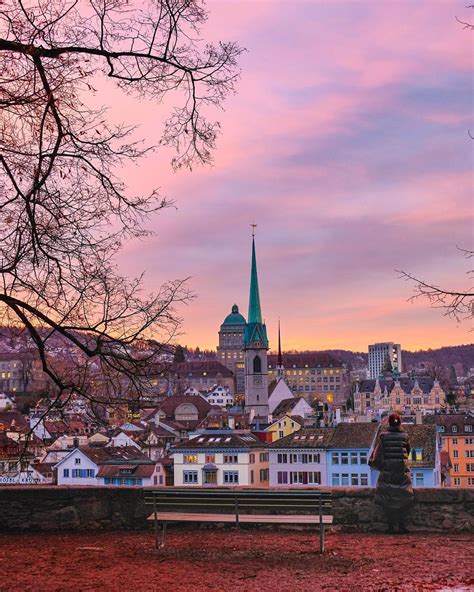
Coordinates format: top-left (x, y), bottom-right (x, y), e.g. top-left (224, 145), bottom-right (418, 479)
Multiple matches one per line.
top-left (0, 529), bottom-right (473, 592)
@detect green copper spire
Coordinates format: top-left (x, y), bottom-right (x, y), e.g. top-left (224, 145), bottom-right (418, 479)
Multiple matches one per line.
top-left (248, 236), bottom-right (263, 324)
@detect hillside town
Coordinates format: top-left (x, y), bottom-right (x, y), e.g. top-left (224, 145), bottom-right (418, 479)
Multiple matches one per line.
top-left (1, 237), bottom-right (472, 490)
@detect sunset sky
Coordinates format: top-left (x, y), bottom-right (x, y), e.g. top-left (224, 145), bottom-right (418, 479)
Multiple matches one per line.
top-left (114, 1), bottom-right (472, 352)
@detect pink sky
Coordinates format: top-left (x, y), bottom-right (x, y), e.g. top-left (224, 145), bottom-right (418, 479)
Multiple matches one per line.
top-left (110, 1), bottom-right (472, 351)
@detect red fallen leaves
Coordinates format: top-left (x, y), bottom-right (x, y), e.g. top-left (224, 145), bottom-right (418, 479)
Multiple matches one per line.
top-left (0, 529), bottom-right (473, 592)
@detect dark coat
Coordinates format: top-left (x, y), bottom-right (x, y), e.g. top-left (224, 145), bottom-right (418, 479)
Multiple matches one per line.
top-left (373, 426), bottom-right (414, 511)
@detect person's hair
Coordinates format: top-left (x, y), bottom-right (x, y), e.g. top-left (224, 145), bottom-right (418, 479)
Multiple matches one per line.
top-left (388, 412), bottom-right (401, 427)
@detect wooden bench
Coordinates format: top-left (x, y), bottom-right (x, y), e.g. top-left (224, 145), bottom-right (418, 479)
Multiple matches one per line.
top-left (145, 488), bottom-right (333, 553)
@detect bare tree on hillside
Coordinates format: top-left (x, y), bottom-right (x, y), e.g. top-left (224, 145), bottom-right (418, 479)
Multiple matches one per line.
top-left (0, 0), bottom-right (242, 431)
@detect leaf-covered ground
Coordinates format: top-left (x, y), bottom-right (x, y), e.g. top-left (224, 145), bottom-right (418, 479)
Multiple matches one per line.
top-left (1, 529), bottom-right (473, 591)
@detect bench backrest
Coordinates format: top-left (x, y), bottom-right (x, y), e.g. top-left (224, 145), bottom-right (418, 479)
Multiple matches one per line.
top-left (144, 488), bottom-right (332, 516)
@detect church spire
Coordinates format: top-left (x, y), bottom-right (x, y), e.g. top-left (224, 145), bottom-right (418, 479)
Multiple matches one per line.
top-left (277, 318), bottom-right (283, 368)
top-left (248, 231), bottom-right (262, 324)
top-left (277, 318), bottom-right (284, 379)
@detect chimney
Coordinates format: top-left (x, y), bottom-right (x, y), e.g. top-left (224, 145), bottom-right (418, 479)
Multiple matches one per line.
top-left (415, 409), bottom-right (422, 425)
top-left (73, 437), bottom-right (79, 448)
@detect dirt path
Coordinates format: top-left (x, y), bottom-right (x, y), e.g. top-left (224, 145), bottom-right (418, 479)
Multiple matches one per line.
top-left (0, 529), bottom-right (472, 592)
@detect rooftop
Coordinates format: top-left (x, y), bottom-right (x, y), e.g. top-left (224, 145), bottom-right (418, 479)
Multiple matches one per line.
top-left (1, 530), bottom-right (472, 592)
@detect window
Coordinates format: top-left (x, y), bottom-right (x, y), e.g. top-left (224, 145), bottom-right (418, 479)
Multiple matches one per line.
top-left (279, 430), bottom-right (284, 439)
top-left (453, 450), bottom-right (459, 458)
top-left (452, 426), bottom-right (458, 433)
top-left (277, 453), bottom-right (287, 464)
top-left (63, 469), bottom-right (69, 478)
top-left (223, 454), bottom-right (238, 464)
top-left (183, 471), bottom-right (198, 484)
top-left (260, 469), bottom-right (269, 481)
top-left (249, 453), bottom-right (255, 464)
top-left (75, 458), bottom-right (81, 465)
top-left (253, 355), bottom-right (262, 374)
top-left (453, 438), bottom-right (458, 445)
top-left (259, 452), bottom-right (268, 462)
top-left (360, 474), bottom-right (368, 486)
top-left (453, 477), bottom-right (461, 486)
top-left (223, 471), bottom-right (239, 484)
top-left (454, 464), bottom-right (459, 473)
top-left (277, 471), bottom-right (288, 484)
top-left (466, 425), bottom-right (473, 433)
top-left (341, 474), bottom-right (349, 486)
top-left (184, 454), bottom-right (198, 464)
top-left (332, 474), bottom-right (340, 486)
top-left (467, 451), bottom-right (474, 458)
top-left (467, 464), bottom-right (474, 472)
top-left (360, 452), bottom-right (368, 465)
top-left (466, 438), bottom-right (474, 445)
top-left (332, 452), bottom-right (339, 465)
top-left (350, 452), bottom-right (358, 465)
top-left (341, 452), bottom-right (349, 465)
top-left (414, 473), bottom-right (424, 486)
top-left (205, 454), bottom-right (215, 464)
top-left (351, 474), bottom-right (359, 486)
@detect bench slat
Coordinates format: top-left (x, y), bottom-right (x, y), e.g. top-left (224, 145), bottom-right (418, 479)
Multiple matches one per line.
top-left (148, 512), bottom-right (333, 525)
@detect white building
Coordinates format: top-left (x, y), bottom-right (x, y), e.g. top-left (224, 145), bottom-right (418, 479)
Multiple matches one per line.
top-left (203, 386), bottom-right (234, 408)
top-left (54, 446), bottom-right (157, 486)
top-left (171, 432), bottom-right (269, 487)
top-left (268, 428), bottom-right (335, 486)
top-left (368, 342), bottom-right (402, 379)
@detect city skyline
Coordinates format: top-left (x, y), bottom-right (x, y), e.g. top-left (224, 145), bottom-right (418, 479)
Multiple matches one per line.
top-left (107, 1), bottom-right (472, 351)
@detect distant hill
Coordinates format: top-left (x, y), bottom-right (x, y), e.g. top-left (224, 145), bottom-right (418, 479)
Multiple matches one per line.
top-left (274, 345), bottom-right (474, 373)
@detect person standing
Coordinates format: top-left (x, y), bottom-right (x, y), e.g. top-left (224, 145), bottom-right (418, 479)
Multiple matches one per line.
top-left (370, 413), bottom-right (414, 534)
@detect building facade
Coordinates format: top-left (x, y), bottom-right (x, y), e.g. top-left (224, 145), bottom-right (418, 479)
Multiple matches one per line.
top-left (217, 304), bottom-right (246, 394)
top-left (354, 378), bottom-right (446, 416)
top-left (268, 428), bottom-right (335, 486)
top-left (431, 414), bottom-right (474, 487)
top-left (368, 342), bottom-right (402, 379)
top-left (171, 432), bottom-right (269, 487)
top-left (326, 422), bottom-right (379, 487)
top-left (268, 353), bottom-right (349, 405)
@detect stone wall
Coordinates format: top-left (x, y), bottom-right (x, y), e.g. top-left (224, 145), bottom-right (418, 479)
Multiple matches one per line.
top-left (0, 486), bottom-right (472, 532)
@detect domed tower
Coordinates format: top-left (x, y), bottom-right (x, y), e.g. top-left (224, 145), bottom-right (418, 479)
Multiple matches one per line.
top-left (217, 304), bottom-right (246, 395)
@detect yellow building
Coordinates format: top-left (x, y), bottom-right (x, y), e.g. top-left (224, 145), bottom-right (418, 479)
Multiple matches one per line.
top-left (264, 414), bottom-right (303, 442)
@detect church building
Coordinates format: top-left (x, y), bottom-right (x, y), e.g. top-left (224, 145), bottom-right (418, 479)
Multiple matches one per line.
top-left (217, 233), bottom-right (270, 418)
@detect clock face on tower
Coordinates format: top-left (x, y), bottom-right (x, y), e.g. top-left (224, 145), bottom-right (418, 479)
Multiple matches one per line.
top-left (254, 340), bottom-right (261, 347)
top-left (253, 375), bottom-right (262, 386)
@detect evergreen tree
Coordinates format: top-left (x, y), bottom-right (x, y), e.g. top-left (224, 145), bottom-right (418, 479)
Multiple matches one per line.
top-left (173, 345), bottom-right (186, 364)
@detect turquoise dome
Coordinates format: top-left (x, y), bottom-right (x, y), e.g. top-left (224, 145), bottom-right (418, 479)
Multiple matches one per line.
top-left (222, 304), bottom-right (246, 326)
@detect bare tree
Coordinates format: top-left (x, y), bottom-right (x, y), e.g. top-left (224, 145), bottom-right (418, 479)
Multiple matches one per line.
top-left (398, 248), bottom-right (474, 326)
top-left (0, 0), bottom-right (242, 428)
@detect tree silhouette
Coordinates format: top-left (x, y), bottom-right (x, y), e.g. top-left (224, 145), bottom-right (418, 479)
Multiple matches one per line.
top-left (0, 0), bottom-right (242, 425)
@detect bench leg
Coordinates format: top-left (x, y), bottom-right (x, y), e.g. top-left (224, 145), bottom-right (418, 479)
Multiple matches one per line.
top-left (160, 521), bottom-right (168, 549)
top-left (319, 524), bottom-right (324, 554)
top-left (154, 515), bottom-right (159, 550)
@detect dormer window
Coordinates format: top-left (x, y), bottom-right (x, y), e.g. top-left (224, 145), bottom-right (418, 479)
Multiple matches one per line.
top-left (452, 426), bottom-right (458, 433)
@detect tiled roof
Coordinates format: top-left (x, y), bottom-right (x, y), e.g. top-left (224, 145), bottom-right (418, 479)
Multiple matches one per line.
top-left (269, 428), bottom-right (336, 449)
top-left (430, 413), bottom-right (474, 436)
top-left (329, 422), bottom-right (379, 449)
top-left (0, 411), bottom-right (29, 432)
top-left (77, 446), bottom-right (149, 465)
top-left (379, 425), bottom-right (437, 468)
top-left (171, 432), bottom-right (264, 451)
top-left (358, 378), bottom-right (439, 395)
top-left (96, 464), bottom-right (155, 478)
top-left (272, 398), bottom-right (299, 417)
top-left (176, 361), bottom-right (234, 378)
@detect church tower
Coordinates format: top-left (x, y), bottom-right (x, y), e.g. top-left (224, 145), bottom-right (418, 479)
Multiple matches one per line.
top-left (244, 231), bottom-right (269, 418)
